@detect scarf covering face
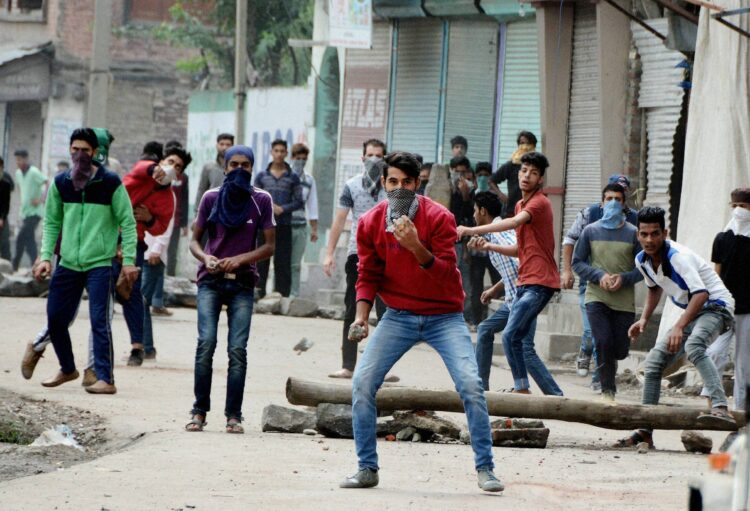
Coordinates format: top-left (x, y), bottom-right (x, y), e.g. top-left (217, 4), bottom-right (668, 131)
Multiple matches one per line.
top-left (511, 143), bottom-right (536, 165)
top-left (362, 157), bottom-right (384, 194)
top-left (600, 200), bottom-right (625, 230)
top-left (71, 150), bottom-right (94, 191)
top-left (385, 188), bottom-right (419, 232)
top-left (207, 145), bottom-right (256, 229)
top-left (726, 206), bottom-right (750, 237)
top-left (156, 164), bottom-right (177, 186)
top-left (291, 159), bottom-right (306, 177)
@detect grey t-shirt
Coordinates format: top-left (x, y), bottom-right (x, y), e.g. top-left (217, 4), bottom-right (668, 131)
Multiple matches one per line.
top-left (339, 174), bottom-right (386, 256)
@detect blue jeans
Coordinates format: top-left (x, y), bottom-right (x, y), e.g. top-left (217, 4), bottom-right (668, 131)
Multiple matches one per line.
top-left (476, 302), bottom-right (537, 391)
top-left (642, 307), bottom-right (732, 411)
top-left (47, 265), bottom-right (115, 384)
top-left (114, 241), bottom-right (145, 347)
top-left (502, 285), bottom-right (563, 396)
top-left (579, 284), bottom-right (600, 384)
top-left (192, 277), bottom-right (255, 420)
top-left (352, 309), bottom-right (494, 471)
top-left (141, 260), bottom-right (165, 354)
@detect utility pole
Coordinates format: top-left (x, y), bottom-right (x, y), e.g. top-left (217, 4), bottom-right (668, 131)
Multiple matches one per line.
top-left (234, 0), bottom-right (248, 144)
top-left (86, 0), bottom-right (113, 126)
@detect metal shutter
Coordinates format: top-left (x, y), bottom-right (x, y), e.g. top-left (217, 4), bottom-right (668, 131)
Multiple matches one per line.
top-left (442, 20), bottom-right (499, 164)
top-left (496, 19), bottom-right (542, 168)
top-left (632, 18), bottom-right (686, 229)
top-left (563, 4), bottom-right (601, 234)
top-left (390, 19), bottom-right (445, 161)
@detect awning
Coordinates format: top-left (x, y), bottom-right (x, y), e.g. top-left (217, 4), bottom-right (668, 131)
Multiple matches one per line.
top-left (0, 42), bottom-right (53, 102)
top-left (0, 41), bottom-right (52, 67)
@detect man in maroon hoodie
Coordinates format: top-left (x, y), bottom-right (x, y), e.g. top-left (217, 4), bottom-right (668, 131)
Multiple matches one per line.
top-left (120, 145), bottom-right (190, 366)
top-left (340, 152), bottom-right (503, 493)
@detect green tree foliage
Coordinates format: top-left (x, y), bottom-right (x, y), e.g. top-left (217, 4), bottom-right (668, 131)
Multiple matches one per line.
top-left (154, 0), bottom-right (313, 87)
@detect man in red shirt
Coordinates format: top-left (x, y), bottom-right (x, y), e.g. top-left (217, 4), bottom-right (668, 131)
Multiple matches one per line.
top-left (458, 152), bottom-right (563, 396)
top-left (340, 152), bottom-right (503, 493)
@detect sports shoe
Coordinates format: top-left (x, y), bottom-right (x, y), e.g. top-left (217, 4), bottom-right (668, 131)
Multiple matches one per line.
top-left (21, 342), bottom-right (44, 379)
top-left (127, 349), bottom-right (145, 367)
top-left (339, 468), bottom-right (379, 488)
top-left (81, 368), bottom-right (97, 387)
top-left (590, 380), bottom-right (602, 392)
top-left (151, 306), bottom-right (173, 317)
top-left (144, 348), bottom-right (157, 360)
top-left (576, 349), bottom-right (591, 377)
top-left (477, 469), bottom-right (505, 492)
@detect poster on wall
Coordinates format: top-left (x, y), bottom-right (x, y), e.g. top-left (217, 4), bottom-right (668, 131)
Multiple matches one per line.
top-left (328, 0), bottom-right (372, 49)
top-left (49, 119), bottom-right (81, 162)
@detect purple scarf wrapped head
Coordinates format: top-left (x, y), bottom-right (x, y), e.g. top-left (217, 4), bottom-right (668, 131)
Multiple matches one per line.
top-left (207, 145), bottom-right (255, 229)
top-left (71, 150), bottom-right (95, 191)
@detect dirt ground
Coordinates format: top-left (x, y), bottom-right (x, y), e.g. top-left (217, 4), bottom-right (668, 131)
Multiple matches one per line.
top-left (0, 296), bottom-right (735, 511)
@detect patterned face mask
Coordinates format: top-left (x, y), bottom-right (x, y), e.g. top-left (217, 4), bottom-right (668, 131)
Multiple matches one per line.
top-left (362, 157), bottom-right (383, 194)
top-left (385, 188), bottom-right (419, 232)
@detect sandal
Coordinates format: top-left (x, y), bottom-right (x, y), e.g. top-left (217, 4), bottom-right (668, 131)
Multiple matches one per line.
top-left (697, 407), bottom-right (737, 428)
top-left (614, 429), bottom-right (654, 449)
top-left (226, 418), bottom-right (244, 434)
top-left (185, 414), bottom-right (206, 432)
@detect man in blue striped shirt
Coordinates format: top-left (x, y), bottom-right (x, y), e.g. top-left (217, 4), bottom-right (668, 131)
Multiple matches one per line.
top-left (253, 139), bottom-right (303, 297)
top-left (469, 192), bottom-right (539, 392)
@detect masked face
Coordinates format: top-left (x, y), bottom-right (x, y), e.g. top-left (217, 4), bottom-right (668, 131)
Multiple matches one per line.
top-left (364, 156), bottom-right (383, 181)
top-left (157, 164), bottom-right (177, 186)
top-left (476, 175), bottom-right (490, 193)
top-left (386, 188), bottom-right (418, 222)
top-left (291, 159), bottom-right (306, 175)
top-left (600, 199), bottom-right (625, 229)
top-left (733, 205), bottom-right (750, 222)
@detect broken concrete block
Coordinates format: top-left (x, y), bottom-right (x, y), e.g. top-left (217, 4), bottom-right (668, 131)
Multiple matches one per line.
top-left (282, 298), bottom-right (318, 317)
top-left (396, 427), bottom-right (417, 441)
top-left (0, 258), bottom-right (12, 274)
top-left (412, 432), bottom-right (422, 442)
top-left (316, 403), bottom-right (354, 438)
top-left (681, 431), bottom-right (712, 454)
top-left (255, 296), bottom-right (282, 315)
top-left (261, 404), bottom-right (316, 434)
top-left (459, 429), bottom-right (471, 445)
top-left (162, 276), bottom-right (197, 307)
top-left (490, 418), bottom-right (545, 430)
top-left (318, 305), bottom-right (345, 321)
top-left (390, 410), bottom-right (462, 439)
top-left (491, 428), bottom-right (549, 448)
top-left (0, 274), bottom-right (48, 297)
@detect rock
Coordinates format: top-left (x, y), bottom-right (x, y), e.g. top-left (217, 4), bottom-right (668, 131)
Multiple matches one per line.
top-left (303, 428), bottom-right (317, 436)
top-left (317, 305), bottom-right (345, 321)
top-left (162, 276), bottom-right (197, 307)
top-left (459, 429), bottom-right (471, 445)
top-left (412, 432), bottom-right (422, 442)
top-left (284, 298), bottom-right (318, 317)
top-left (292, 337), bottom-right (314, 354)
top-left (390, 410), bottom-right (462, 439)
top-left (316, 403), bottom-right (354, 438)
top-left (396, 427), bottom-right (417, 441)
top-left (491, 428), bottom-right (549, 448)
top-left (255, 296), bottom-right (282, 315)
top-left (0, 258), bottom-right (12, 274)
top-left (681, 431), bottom-right (712, 454)
top-left (560, 353), bottom-right (577, 363)
top-left (261, 405), bottom-right (316, 434)
top-left (636, 442), bottom-right (650, 454)
top-left (0, 274), bottom-right (48, 297)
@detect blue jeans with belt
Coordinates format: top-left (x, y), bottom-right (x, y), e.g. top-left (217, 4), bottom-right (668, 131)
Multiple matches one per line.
top-left (352, 308), bottom-right (494, 472)
top-left (192, 276), bottom-right (255, 420)
top-left (502, 285), bottom-right (563, 396)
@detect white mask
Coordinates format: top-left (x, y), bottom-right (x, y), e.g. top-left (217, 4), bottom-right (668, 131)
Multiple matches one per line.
top-left (157, 164), bottom-right (177, 186)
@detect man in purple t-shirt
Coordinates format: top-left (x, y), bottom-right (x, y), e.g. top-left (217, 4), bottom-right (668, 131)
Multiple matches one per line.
top-left (186, 145), bottom-right (275, 434)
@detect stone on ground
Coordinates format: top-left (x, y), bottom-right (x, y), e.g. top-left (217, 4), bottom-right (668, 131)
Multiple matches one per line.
top-left (261, 404), bottom-right (316, 434)
top-left (681, 430), bottom-right (712, 454)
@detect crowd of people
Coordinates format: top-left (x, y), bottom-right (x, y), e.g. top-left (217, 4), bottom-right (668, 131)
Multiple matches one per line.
top-left (5, 122), bottom-right (748, 493)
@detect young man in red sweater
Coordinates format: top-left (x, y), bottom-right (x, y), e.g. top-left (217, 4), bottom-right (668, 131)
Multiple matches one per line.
top-left (340, 152), bottom-right (503, 493)
top-left (120, 145), bottom-right (191, 365)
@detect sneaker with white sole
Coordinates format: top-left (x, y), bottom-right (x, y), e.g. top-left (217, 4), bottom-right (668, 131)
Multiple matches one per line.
top-left (340, 468), bottom-right (379, 488)
top-left (576, 349), bottom-right (591, 377)
top-left (477, 468), bottom-right (505, 492)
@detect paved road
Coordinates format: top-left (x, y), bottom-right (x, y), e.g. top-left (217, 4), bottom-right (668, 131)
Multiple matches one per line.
top-left (0, 297), bottom-right (723, 510)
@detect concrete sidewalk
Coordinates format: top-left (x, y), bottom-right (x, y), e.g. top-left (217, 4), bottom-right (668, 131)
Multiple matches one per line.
top-left (0, 297), bottom-right (722, 510)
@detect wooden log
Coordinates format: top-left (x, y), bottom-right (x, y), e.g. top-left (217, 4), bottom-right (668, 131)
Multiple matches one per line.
top-left (286, 377), bottom-right (745, 431)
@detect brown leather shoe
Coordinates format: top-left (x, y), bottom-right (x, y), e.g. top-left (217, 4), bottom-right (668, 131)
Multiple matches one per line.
top-left (85, 380), bottom-right (117, 394)
top-left (21, 342), bottom-right (44, 380)
top-left (41, 370), bottom-right (79, 387)
top-left (81, 368), bottom-right (97, 387)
